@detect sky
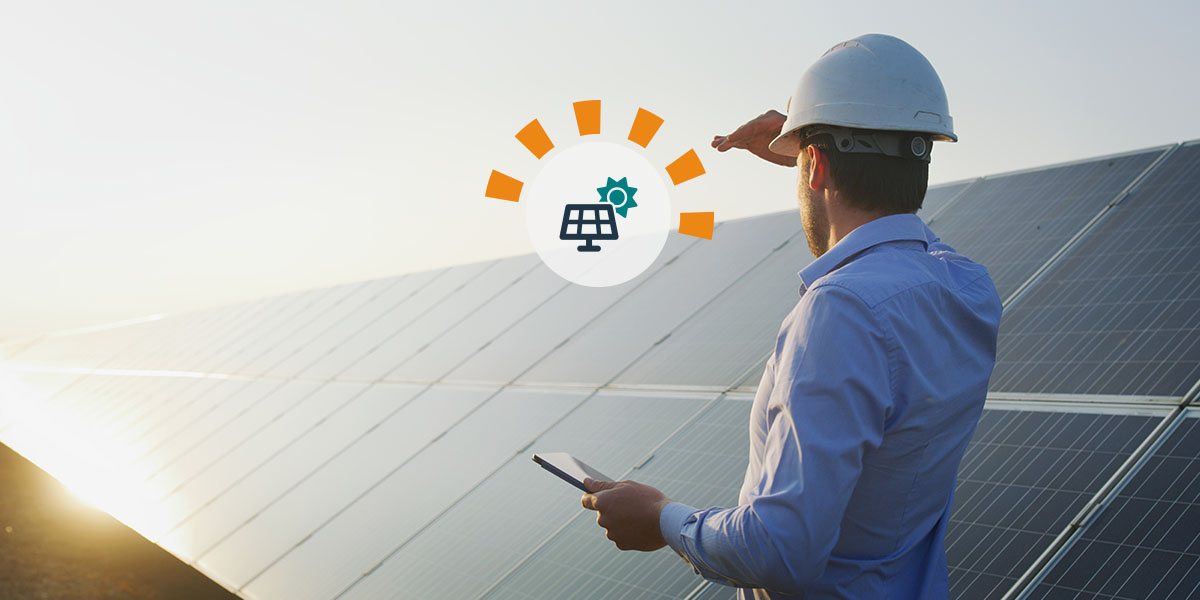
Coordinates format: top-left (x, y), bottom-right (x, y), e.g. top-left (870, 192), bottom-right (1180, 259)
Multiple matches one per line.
top-left (1, 0), bottom-right (1198, 341)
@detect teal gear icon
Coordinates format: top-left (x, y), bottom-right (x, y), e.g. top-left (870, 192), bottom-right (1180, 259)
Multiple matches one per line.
top-left (596, 177), bottom-right (638, 218)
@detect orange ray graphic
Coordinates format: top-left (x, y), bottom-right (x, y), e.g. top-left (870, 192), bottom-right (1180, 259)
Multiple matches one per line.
top-left (516, 119), bottom-right (554, 159)
top-left (666, 149), bottom-right (705, 185)
top-left (627, 108), bottom-right (663, 148)
top-left (485, 170), bottom-right (523, 202)
top-left (573, 100), bottom-right (601, 136)
top-left (678, 212), bottom-right (714, 239)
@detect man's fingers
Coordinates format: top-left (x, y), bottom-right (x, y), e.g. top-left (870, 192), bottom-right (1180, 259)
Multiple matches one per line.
top-left (581, 492), bottom-right (599, 511)
top-left (584, 478), bottom-right (619, 492)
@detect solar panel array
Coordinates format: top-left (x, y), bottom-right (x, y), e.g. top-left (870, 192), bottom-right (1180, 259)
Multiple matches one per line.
top-left (2, 140), bottom-right (1199, 600)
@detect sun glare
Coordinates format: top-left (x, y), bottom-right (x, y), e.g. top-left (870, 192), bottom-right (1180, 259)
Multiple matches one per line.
top-left (0, 366), bottom-right (171, 540)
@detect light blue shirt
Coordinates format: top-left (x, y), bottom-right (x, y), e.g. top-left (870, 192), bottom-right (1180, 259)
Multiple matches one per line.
top-left (660, 213), bottom-right (1002, 599)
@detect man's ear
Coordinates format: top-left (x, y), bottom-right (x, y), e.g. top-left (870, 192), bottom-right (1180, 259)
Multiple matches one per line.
top-left (807, 145), bottom-right (833, 193)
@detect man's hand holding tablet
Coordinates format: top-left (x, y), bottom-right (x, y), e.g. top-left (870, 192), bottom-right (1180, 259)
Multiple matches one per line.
top-left (532, 452), bottom-right (673, 552)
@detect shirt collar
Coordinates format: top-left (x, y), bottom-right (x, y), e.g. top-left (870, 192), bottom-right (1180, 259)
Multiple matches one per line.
top-left (798, 213), bottom-right (935, 290)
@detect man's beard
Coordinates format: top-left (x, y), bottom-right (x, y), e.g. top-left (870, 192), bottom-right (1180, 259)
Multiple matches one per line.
top-left (800, 183), bottom-right (830, 257)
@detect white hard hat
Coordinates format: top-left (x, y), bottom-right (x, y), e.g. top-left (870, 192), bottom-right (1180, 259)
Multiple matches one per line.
top-left (769, 34), bottom-right (956, 158)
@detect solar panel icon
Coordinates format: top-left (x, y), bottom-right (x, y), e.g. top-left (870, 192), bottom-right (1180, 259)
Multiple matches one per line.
top-left (559, 203), bottom-right (618, 252)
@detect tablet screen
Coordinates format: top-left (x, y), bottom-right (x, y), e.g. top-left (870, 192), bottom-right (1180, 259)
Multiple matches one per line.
top-left (533, 452), bottom-right (612, 492)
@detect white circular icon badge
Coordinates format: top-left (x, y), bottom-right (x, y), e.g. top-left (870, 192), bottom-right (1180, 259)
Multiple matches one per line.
top-left (525, 141), bottom-right (670, 287)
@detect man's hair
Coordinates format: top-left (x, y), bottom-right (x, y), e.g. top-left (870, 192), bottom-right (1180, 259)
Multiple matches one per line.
top-left (801, 131), bottom-right (929, 215)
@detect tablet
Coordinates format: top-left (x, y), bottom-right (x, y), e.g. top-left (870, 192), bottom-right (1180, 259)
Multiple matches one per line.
top-left (532, 452), bottom-right (612, 493)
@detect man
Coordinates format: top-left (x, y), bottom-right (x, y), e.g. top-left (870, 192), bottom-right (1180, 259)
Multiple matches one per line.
top-left (580, 34), bottom-right (1003, 599)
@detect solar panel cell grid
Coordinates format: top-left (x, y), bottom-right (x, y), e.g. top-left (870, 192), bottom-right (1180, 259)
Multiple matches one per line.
top-left (443, 235), bottom-right (701, 384)
top-left (307, 260), bottom-right (497, 381)
top-left (174, 383), bottom-right (422, 566)
top-left (945, 407), bottom-right (1162, 600)
top-left (195, 284), bottom-right (361, 375)
top-left (919, 179), bottom-right (973, 223)
top-left (989, 142), bottom-right (1200, 397)
top-left (386, 262), bottom-right (570, 382)
top-left (141, 380), bottom-right (326, 505)
top-left (235, 279), bottom-right (395, 378)
top-left (127, 295), bottom-right (287, 372)
top-left (327, 256), bottom-right (541, 383)
top-left (614, 236), bottom-right (812, 388)
top-left (265, 274), bottom-right (436, 379)
top-left (928, 148), bottom-right (1165, 300)
top-left (691, 581), bottom-right (737, 599)
top-left (241, 386), bottom-right (591, 600)
top-left (520, 213), bottom-right (799, 386)
top-left (197, 384), bottom-right (494, 590)
top-left (158, 381), bottom-right (372, 555)
top-left (482, 397), bottom-right (751, 600)
top-left (1025, 412), bottom-right (1200, 600)
top-left (337, 391), bottom-right (716, 600)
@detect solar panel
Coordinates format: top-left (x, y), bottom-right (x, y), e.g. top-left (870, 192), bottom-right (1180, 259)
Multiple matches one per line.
top-left (238, 386), bottom-right (594, 600)
top-left (339, 255), bottom-right (541, 382)
top-left (1024, 409), bottom-right (1200, 600)
top-left (293, 260), bottom-right (496, 381)
top-left (157, 381), bottom-right (371, 550)
top-left (263, 270), bottom-right (443, 379)
top-left (443, 234), bottom-right (703, 385)
top-left (111, 292), bottom-right (295, 372)
top-left (734, 355), bottom-right (770, 391)
top-left (386, 262), bottom-right (569, 382)
top-left (519, 213), bottom-right (801, 386)
top-left (189, 283), bottom-right (364, 375)
top-left (481, 396), bottom-right (752, 600)
top-left (234, 278), bottom-right (399, 377)
top-left (945, 404), bottom-right (1164, 600)
top-left (5, 139), bottom-right (1200, 600)
top-left (141, 380), bottom-right (328, 505)
top-left (131, 379), bottom-right (286, 481)
top-left (160, 382), bottom-right (421, 564)
top-left (195, 384), bottom-right (494, 590)
top-left (127, 294), bottom-right (299, 372)
top-left (990, 142), bottom-right (1200, 397)
top-left (928, 147), bottom-right (1166, 300)
top-left (336, 390), bottom-right (717, 600)
top-left (690, 581), bottom-right (736, 599)
top-left (615, 235), bottom-right (812, 388)
top-left (919, 179), bottom-right (974, 223)
top-left (0, 372), bottom-right (78, 433)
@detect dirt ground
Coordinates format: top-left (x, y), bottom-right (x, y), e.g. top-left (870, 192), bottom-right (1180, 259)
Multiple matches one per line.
top-left (0, 442), bottom-right (238, 599)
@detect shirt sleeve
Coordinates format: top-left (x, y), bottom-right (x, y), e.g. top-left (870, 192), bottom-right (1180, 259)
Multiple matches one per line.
top-left (659, 284), bottom-right (894, 594)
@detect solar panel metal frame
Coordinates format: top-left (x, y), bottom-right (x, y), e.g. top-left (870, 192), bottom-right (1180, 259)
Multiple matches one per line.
top-left (920, 177), bottom-right (978, 224)
top-left (1012, 403), bottom-right (1200, 599)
